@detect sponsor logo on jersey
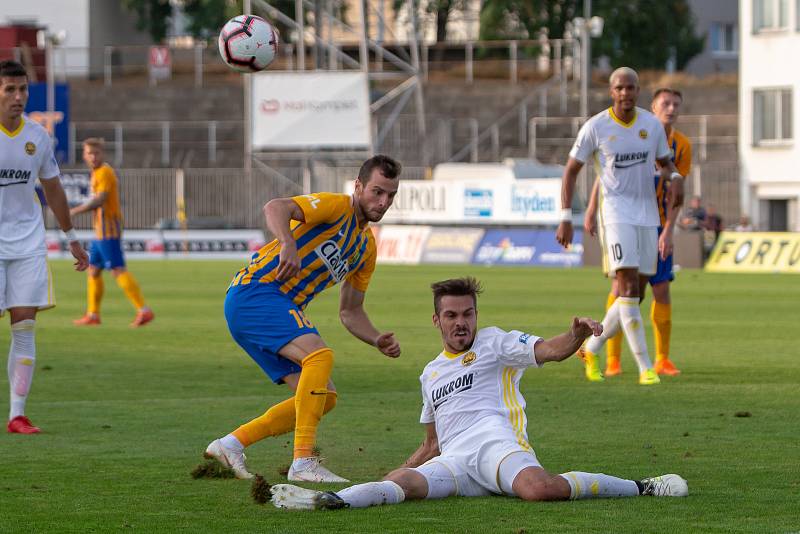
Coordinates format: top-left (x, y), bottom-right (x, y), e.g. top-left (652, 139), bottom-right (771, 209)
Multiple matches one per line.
top-left (315, 239), bottom-right (350, 282)
top-left (613, 151), bottom-right (649, 169)
top-left (639, 129), bottom-right (648, 139)
top-left (431, 372), bottom-right (474, 409)
top-left (518, 333), bottom-right (531, 345)
top-left (25, 142), bottom-right (36, 155)
top-left (461, 351), bottom-right (477, 366)
top-left (0, 169), bottom-right (32, 187)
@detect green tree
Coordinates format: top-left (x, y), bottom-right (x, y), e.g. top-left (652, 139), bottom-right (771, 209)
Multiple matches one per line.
top-left (122, 0), bottom-right (173, 43)
top-left (394, 0), bottom-right (470, 43)
top-left (478, 0), bottom-right (704, 70)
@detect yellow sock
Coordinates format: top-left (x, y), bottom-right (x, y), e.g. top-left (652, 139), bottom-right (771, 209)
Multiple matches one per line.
top-left (293, 348), bottom-right (334, 459)
top-left (605, 292), bottom-right (623, 363)
top-left (87, 275), bottom-right (104, 315)
top-left (232, 392), bottom-right (337, 447)
top-left (651, 301), bottom-right (672, 362)
top-left (116, 271), bottom-right (146, 310)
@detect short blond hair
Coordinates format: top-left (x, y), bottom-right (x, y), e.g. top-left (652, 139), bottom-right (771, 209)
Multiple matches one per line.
top-left (609, 67), bottom-right (639, 87)
top-left (83, 137), bottom-right (105, 150)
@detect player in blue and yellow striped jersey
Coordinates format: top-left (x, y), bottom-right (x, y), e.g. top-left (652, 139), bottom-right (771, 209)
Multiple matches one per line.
top-left (584, 88), bottom-right (691, 379)
top-left (204, 155), bottom-right (402, 483)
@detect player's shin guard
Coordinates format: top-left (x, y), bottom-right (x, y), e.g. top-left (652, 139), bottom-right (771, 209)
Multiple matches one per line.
top-left (651, 301), bottom-right (672, 362)
top-left (293, 348), bottom-right (334, 459)
top-left (559, 471), bottom-right (639, 499)
top-left (618, 297), bottom-right (653, 373)
top-left (232, 392), bottom-right (337, 447)
top-left (88, 275), bottom-right (104, 315)
top-left (8, 320), bottom-right (36, 420)
top-left (336, 481), bottom-right (405, 508)
top-left (116, 272), bottom-right (146, 310)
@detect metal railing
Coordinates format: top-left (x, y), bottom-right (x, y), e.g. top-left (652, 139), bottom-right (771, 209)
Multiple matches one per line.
top-left (1, 37), bottom-right (577, 87)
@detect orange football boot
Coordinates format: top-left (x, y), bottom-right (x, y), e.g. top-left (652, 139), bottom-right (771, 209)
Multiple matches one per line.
top-left (73, 313), bottom-right (101, 326)
top-left (130, 308), bottom-right (154, 328)
top-left (654, 358), bottom-right (681, 376)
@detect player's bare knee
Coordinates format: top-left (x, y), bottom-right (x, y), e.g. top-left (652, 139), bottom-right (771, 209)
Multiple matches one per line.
top-left (383, 468), bottom-right (426, 500)
top-left (111, 267), bottom-right (127, 277)
top-left (516, 477), bottom-right (570, 502)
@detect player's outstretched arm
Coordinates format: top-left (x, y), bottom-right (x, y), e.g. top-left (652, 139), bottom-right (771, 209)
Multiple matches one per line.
top-left (397, 424), bottom-right (439, 470)
top-left (533, 317), bottom-right (603, 364)
top-left (264, 198), bottom-right (305, 281)
top-left (40, 177), bottom-right (89, 271)
top-left (339, 281), bottom-right (400, 358)
top-left (556, 157), bottom-right (584, 248)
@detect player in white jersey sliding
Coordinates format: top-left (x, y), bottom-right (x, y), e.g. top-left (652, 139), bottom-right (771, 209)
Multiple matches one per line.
top-left (556, 67), bottom-right (685, 385)
top-left (269, 277), bottom-right (688, 510)
top-left (0, 60), bottom-right (89, 434)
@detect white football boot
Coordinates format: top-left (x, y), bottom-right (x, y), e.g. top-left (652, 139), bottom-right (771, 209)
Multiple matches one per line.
top-left (271, 484), bottom-right (348, 510)
top-left (204, 438), bottom-right (254, 479)
top-left (287, 457), bottom-right (349, 483)
top-left (640, 474), bottom-right (689, 497)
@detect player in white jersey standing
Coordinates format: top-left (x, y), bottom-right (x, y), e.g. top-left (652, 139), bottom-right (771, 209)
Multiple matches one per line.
top-left (0, 60), bottom-right (89, 434)
top-left (269, 277), bottom-right (688, 510)
top-left (556, 67), bottom-right (685, 385)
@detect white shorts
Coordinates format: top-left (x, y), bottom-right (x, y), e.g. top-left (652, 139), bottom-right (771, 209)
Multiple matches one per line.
top-left (414, 427), bottom-right (541, 497)
top-left (599, 223), bottom-right (658, 276)
top-left (0, 255), bottom-right (55, 316)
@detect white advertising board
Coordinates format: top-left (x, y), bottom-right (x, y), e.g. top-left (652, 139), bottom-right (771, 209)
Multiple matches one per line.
top-left (374, 178), bottom-right (564, 225)
top-left (252, 72), bottom-right (371, 149)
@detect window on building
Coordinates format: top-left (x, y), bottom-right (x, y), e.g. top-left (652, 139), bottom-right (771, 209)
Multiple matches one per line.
top-left (710, 22), bottom-right (738, 53)
top-left (753, 0), bottom-right (789, 32)
top-left (753, 89), bottom-right (793, 144)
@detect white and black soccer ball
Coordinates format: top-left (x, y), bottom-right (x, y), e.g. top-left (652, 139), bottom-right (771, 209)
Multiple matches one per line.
top-left (218, 15), bottom-right (279, 73)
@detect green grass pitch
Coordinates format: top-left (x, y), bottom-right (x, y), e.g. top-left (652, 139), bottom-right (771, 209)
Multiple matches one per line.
top-left (1, 261), bottom-right (798, 533)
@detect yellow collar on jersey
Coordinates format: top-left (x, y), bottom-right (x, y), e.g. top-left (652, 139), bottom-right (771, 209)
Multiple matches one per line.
top-left (608, 107), bottom-right (637, 128)
top-left (442, 349), bottom-right (467, 360)
top-left (0, 118), bottom-right (24, 138)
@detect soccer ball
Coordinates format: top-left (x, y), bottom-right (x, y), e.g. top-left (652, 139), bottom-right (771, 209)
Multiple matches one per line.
top-left (218, 15), bottom-right (279, 72)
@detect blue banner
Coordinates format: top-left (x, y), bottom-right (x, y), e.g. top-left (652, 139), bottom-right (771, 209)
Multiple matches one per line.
top-left (472, 228), bottom-right (583, 267)
top-left (25, 83), bottom-right (70, 164)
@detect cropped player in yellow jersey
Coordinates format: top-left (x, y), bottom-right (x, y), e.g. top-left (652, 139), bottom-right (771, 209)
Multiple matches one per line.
top-left (204, 155), bottom-right (402, 483)
top-left (70, 138), bottom-right (153, 327)
top-left (584, 88), bottom-right (691, 379)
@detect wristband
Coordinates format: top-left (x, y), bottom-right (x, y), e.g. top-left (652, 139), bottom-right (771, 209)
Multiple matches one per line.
top-left (559, 208), bottom-right (573, 222)
top-left (64, 229), bottom-right (78, 243)
top-left (670, 172), bottom-right (683, 181)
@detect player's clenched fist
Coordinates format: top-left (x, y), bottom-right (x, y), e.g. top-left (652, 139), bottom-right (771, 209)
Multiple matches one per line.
top-left (375, 332), bottom-right (401, 358)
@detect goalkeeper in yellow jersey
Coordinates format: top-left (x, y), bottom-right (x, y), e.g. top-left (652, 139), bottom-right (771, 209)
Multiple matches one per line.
top-left (204, 155), bottom-right (402, 483)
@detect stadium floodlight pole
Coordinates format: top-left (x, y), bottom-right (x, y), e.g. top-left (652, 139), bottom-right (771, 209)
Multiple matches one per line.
top-left (295, 0), bottom-right (305, 71)
top-left (408, 0), bottom-right (427, 165)
top-left (244, 0), bottom-right (252, 176)
top-left (580, 0), bottom-right (591, 119)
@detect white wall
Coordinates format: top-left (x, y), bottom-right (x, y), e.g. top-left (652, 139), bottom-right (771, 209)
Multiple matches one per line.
top-left (1, 0), bottom-right (90, 75)
top-left (739, 0), bottom-right (800, 230)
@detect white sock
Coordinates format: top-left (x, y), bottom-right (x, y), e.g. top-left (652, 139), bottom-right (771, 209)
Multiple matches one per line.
top-left (336, 481), bottom-right (405, 508)
top-left (559, 471), bottom-right (639, 499)
top-left (220, 434), bottom-right (244, 452)
top-left (8, 320), bottom-right (36, 420)
top-left (585, 300), bottom-right (621, 354)
top-left (617, 297), bottom-right (653, 373)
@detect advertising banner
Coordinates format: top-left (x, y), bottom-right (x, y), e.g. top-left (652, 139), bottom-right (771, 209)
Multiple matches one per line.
top-left (47, 230), bottom-right (265, 260)
top-left (252, 72), bottom-right (370, 149)
top-left (420, 227), bottom-right (485, 263)
top-left (374, 225), bottom-right (431, 264)
top-left (705, 231), bottom-right (800, 273)
top-left (376, 178), bottom-right (565, 225)
top-left (472, 229), bottom-right (582, 267)
top-left (25, 83), bottom-right (70, 163)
